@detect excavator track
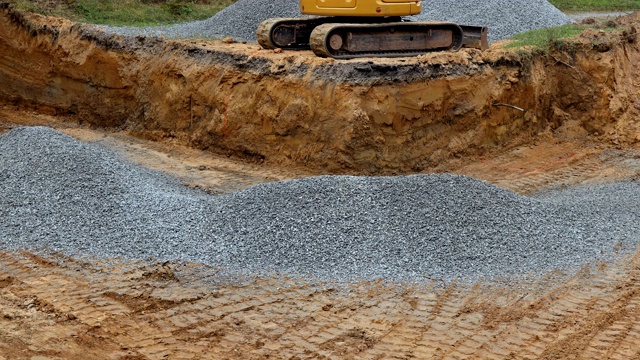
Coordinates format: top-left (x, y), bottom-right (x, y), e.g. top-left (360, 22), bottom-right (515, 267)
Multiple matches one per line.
top-left (309, 21), bottom-right (465, 59)
top-left (257, 17), bottom-right (488, 59)
top-left (257, 17), bottom-right (322, 50)
top-left (257, 17), bottom-right (401, 51)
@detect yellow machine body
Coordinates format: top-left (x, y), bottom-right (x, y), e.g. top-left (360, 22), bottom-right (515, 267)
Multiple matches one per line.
top-left (300, 0), bottom-right (422, 17)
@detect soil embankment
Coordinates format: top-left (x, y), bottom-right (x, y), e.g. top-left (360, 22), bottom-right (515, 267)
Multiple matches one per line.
top-left (1, 4), bottom-right (639, 175)
top-left (2, 6), bottom-right (640, 359)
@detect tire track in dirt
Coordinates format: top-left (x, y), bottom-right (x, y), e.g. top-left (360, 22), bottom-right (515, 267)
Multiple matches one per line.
top-left (457, 142), bottom-right (640, 195)
top-left (506, 150), bottom-right (640, 194)
top-left (1, 250), bottom-right (640, 359)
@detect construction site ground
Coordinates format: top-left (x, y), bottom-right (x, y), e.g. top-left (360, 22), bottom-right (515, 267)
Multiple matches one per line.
top-left (2, 106), bottom-right (640, 360)
top-left (3, 5), bottom-right (640, 359)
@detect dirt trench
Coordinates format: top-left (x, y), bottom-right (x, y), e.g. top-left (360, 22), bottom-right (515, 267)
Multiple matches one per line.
top-left (4, 5), bottom-right (640, 360)
top-left (2, 3), bottom-right (640, 175)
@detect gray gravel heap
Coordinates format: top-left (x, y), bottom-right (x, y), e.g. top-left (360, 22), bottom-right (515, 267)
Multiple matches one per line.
top-left (410, 0), bottom-right (573, 42)
top-left (1, 126), bottom-right (638, 283)
top-left (0, 127), bottom-right (214, 261)
top-left (98, 0), bottom-right (572, 43)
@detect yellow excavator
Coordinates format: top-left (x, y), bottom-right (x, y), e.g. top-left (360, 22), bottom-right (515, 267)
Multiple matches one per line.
top-left (257, 0), bottom-right (489, 59)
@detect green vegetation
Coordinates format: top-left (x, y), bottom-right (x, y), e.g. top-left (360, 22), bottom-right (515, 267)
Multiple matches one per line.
top-left (504, 20), bottom-right (620, 52)
top-left (505, 24), bottom-right (587, 50)
top-left (502, 1), bottom-right (638, 53)
top-left (6, 0), bottom-right (236, 26)
top-left (548, 0), bottom-right (640, 12)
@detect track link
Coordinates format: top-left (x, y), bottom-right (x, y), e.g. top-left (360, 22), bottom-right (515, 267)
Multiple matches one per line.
top-left (257, 17), bottom-right (402, 51)
top-left (257, 17), bottom-right (488, 59)
top-left (309, 21), bottom-right (464, 59)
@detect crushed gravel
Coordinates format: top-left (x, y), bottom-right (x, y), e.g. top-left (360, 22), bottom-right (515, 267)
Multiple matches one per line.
top-left (98, 0), bottom-right (573, 43)
top-left (1, 126), bottom-right (638, 283)
top-left (410, 0), bottom-right (573, 42)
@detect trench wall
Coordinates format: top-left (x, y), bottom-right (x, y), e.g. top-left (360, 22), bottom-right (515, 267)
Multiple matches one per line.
top-left (1, 4), bottom-right (639, 174)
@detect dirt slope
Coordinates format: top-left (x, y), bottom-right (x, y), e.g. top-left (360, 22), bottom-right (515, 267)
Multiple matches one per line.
top-left (1, 3), bottom-right (640, 174)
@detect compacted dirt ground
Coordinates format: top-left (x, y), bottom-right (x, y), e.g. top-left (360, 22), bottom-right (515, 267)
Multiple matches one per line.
top-left (3, 5), bottom-right (640, 359)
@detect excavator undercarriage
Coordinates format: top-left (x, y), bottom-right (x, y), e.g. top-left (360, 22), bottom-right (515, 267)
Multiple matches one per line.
top-left (256, 1), bottom-right (489, 59)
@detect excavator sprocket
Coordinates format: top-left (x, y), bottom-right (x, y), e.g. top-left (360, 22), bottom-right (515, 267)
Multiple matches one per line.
top-left (257, 17), bottom-right (323, 50)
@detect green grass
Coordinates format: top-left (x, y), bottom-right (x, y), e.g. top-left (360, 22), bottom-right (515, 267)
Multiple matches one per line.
top-left (505, 24), bottom-right (587, 49)
top-left (548, 0), bottom-right (640, 12)
top-left (7, 0), bottom-right (236, 26)
top-left (504, 20), bottom-right (620, 52)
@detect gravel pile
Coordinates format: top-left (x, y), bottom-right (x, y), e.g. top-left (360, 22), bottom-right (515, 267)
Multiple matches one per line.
top-left (1, 126), bottom-right (638, 283)
top-left (411, 0), bottom-right (573, 42)
top-left (99, 0), bottom-right (572, 43)
top-left (0, 127), bottom-right (215, 262)
top-left (97, 0), bottom-right (303, 41)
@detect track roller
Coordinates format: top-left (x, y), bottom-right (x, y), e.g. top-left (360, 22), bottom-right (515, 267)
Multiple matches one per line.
top-left (309, 22), bottom-right (465, 59)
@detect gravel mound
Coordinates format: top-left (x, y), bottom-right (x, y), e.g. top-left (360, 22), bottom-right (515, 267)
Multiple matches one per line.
top-left (0, 127), bottom-right (215, 261)
top-left (98, 0), bottom-right (302, 41)
top-left (1, 127), bottom-right (638, 283)
top-left (411, 0), bottom-right (573, 42)
top-left (99, 0), bottom-right (572, 43)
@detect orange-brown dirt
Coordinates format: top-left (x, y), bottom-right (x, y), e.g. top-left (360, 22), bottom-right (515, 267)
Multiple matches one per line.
top-left (2, 4), bottom-right (640, 175)
top-left (2, 2), bottom-right (640, 358)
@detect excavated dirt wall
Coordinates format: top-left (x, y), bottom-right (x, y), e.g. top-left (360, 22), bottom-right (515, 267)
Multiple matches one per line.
top-left (1, 3), bottom-right (639, 174)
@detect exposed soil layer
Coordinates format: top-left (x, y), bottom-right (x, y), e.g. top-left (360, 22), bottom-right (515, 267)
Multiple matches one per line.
top-left (2, 3), bottom-right (640, 174)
